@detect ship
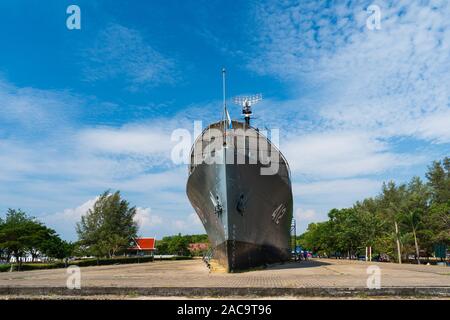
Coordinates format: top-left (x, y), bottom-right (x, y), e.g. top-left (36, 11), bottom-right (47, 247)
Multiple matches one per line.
top-left (186, 70), bottom-right (293, 272)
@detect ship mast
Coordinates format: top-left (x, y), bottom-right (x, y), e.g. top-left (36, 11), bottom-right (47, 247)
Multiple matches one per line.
top-left (222, 68), bottom-right (231, 145)
top-left (222, 68), bottom-right (226, 132)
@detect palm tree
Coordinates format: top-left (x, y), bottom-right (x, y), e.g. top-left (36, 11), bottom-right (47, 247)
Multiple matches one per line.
top-left (379, 181), bottom-right (407, 264)
top-left (403, 210), bottom-right (422, 264)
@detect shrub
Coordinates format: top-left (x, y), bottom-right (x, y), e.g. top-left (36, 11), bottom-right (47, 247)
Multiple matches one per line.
top-left (69, 256), bottom-right (154, 267)
top-left (0, 256), bottom-right (155, 272)
top-left (18, 262), bottom-right (66, 271)
top-left (0, 262), bottom-right (65, 272)
top-left (0, 264), bottom-right (11, 272)
top-left (170, 256), bottom-right (192, 260)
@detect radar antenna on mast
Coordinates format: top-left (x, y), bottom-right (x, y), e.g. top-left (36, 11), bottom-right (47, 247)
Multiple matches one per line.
top-left (232, 94), bottom-right (262, 126)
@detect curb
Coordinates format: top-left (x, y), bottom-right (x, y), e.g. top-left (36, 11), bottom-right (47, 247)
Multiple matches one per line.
top-left (0, 286), bottom-right (449, 297)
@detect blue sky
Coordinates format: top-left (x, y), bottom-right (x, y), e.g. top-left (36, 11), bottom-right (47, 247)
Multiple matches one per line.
top-left (0, 0), bottom-right (449, 241)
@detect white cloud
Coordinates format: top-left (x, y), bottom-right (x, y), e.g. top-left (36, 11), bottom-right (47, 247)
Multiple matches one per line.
top-left (2, 2), bottom-right (449, 242)
top-left (83, 23), bottom-right (176, 89)
top-left (43, 197), bottom-right (97, 223)
top-left (174, 220), bottom-right (186, 230)
top-left (292, 178), bottom-right (382, 231)
top-left (249, 1), bottom-right (450, 143)
top-left (42, 199), bottom-right (164, 239)
top-left (293, 178), bottom-right (381, 205)
top-left (0, 135), bottom-right (189, 214)
top-left (79, 126), bottom-right (171, 155)
top-left (292, 178), bottom-right (383, 232)
top-left (173, 212), bottom-right (203, 233)
top-left (0, 77), bottom-right (79, 130)
top-left (283, 131), bottom-right (417, 178)
top-left (415, 109), bottom-right (450, 143)
top-left (244, 2), bottom-right (450, 233)
top-left (134, 207), bottom-right (163, 230)
top-left (0, 139), bottom-right (36, 180)
top-left (295, 208), bottom-right (317, 222)
top-left (0, 85), bottom-right (191, 240)
top-left (41, 197), bottom-right (97, 239)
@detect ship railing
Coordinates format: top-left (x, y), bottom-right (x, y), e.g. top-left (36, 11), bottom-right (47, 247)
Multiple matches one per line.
top-left (255, 128), bottom-right (292, 181)
top-left (188, 120), bottom-right (292, 181)
top-left (188, 121), bottom-right (227, 174)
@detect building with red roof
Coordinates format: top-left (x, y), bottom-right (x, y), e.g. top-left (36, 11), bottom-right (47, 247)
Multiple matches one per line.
top-left (128, 237), bottom-right (156, 256)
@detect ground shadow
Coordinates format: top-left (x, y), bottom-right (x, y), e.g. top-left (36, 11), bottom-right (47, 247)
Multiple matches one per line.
top-left (262, 259), bottom-right (332, 271)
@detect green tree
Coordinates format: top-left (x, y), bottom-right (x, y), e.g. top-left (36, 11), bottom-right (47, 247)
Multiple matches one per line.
top-left (0, 209), bottom-right (64, 268)
top-left (426, 157), bottom-right (450, 204)
top-left (424, 158), bottom-right (450, 247)
top-left (0, 217), bottom-right (5, 262)
top-left (155, 234), bottom-right (208, 256)
top-left (353, 197), bottom-right (386, 258)
top-left (185, 234), bottom-right (209, 243)
top-left (41, 235), bottom-right (74, 264)
top-left (298, 221), bottom-right (333, 256)
top-left (71, 241), bottom-right (90, 258)
top-left (0, 209), bottom-right (33, 268)
top-left (399, 177), bottom-right (430, 263)
top-left (379, 181), bottom-right (407, 263)
top-left (167, 233), bottom-right (190, 256)
top-left (155, 239), bottom-right (169, 254)
top-left (328, 208), bottom-right (356, 257)
top-left (25, 223), bottom-right (54, 262)
top-left (76, 190), bottom-right (138, 258)
top-left (298, 157), bottom-right (450, 263)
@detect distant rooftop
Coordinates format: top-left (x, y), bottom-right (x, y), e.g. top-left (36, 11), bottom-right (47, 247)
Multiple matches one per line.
top-left (129, 237), bottom-right (156, 251)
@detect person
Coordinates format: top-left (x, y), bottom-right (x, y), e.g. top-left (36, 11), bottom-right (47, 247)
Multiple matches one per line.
top-left (303, 250), bottom-right (308, 261)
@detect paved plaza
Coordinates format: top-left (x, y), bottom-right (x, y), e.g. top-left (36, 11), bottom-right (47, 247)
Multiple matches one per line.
top-left (0, 258), bottom-right (448, 297)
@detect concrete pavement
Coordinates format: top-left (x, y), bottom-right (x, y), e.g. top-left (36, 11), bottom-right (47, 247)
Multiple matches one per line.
top-left (0, 258), bottom-right (448, 298)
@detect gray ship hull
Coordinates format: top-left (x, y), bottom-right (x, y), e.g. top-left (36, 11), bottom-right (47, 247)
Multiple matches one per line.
top-left (186, 121), bottom-right (293, 271)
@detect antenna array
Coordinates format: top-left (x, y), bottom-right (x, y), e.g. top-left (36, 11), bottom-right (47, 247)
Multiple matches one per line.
top-left (232, 94), bottom-right (263, 107)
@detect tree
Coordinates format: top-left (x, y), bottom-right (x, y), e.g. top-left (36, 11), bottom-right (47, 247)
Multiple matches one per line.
top-left (298, 221), bottom-right (334, 256)
top-left (397, 177), bottom-right (429, 263)
top-left (185, 234), bottom-right (209, 243)
top-left (41, 235), bottom-right (74, 264)
top-left (401, 210), bottom-right (421, 263)
top-left (328, 208), bottom-right (360, 258)
top-left (425, 202), bottom-right (450, 245)
top-left (71, 241), bottom-right (90, 258)
top-left (76, 190), bottom-right (138, 258)
top-left (167, 233), bottom-right (190, 256)
top-left (426, 157), bottom-right (450, 204)
top-left (0, 209), bottom-right (65, 268)
top-left (298, 157), bottom-right (449, 263)
top-left (155, 234), bottom-right (193, 256)
top-left (155, 239), bottom-right (169, 255)
top-left (0, 217), bottom-right (5, 262)
top-left (379, 181), bottom-right (407, 263)
top-left (423, 158), bottom-right (450, 249)
top-left (0, 209), bottom-right (33, 268)
top-left (353, 198), bottom-right (386, 259)
top-left (25, 223), bottom-right (53, 262)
